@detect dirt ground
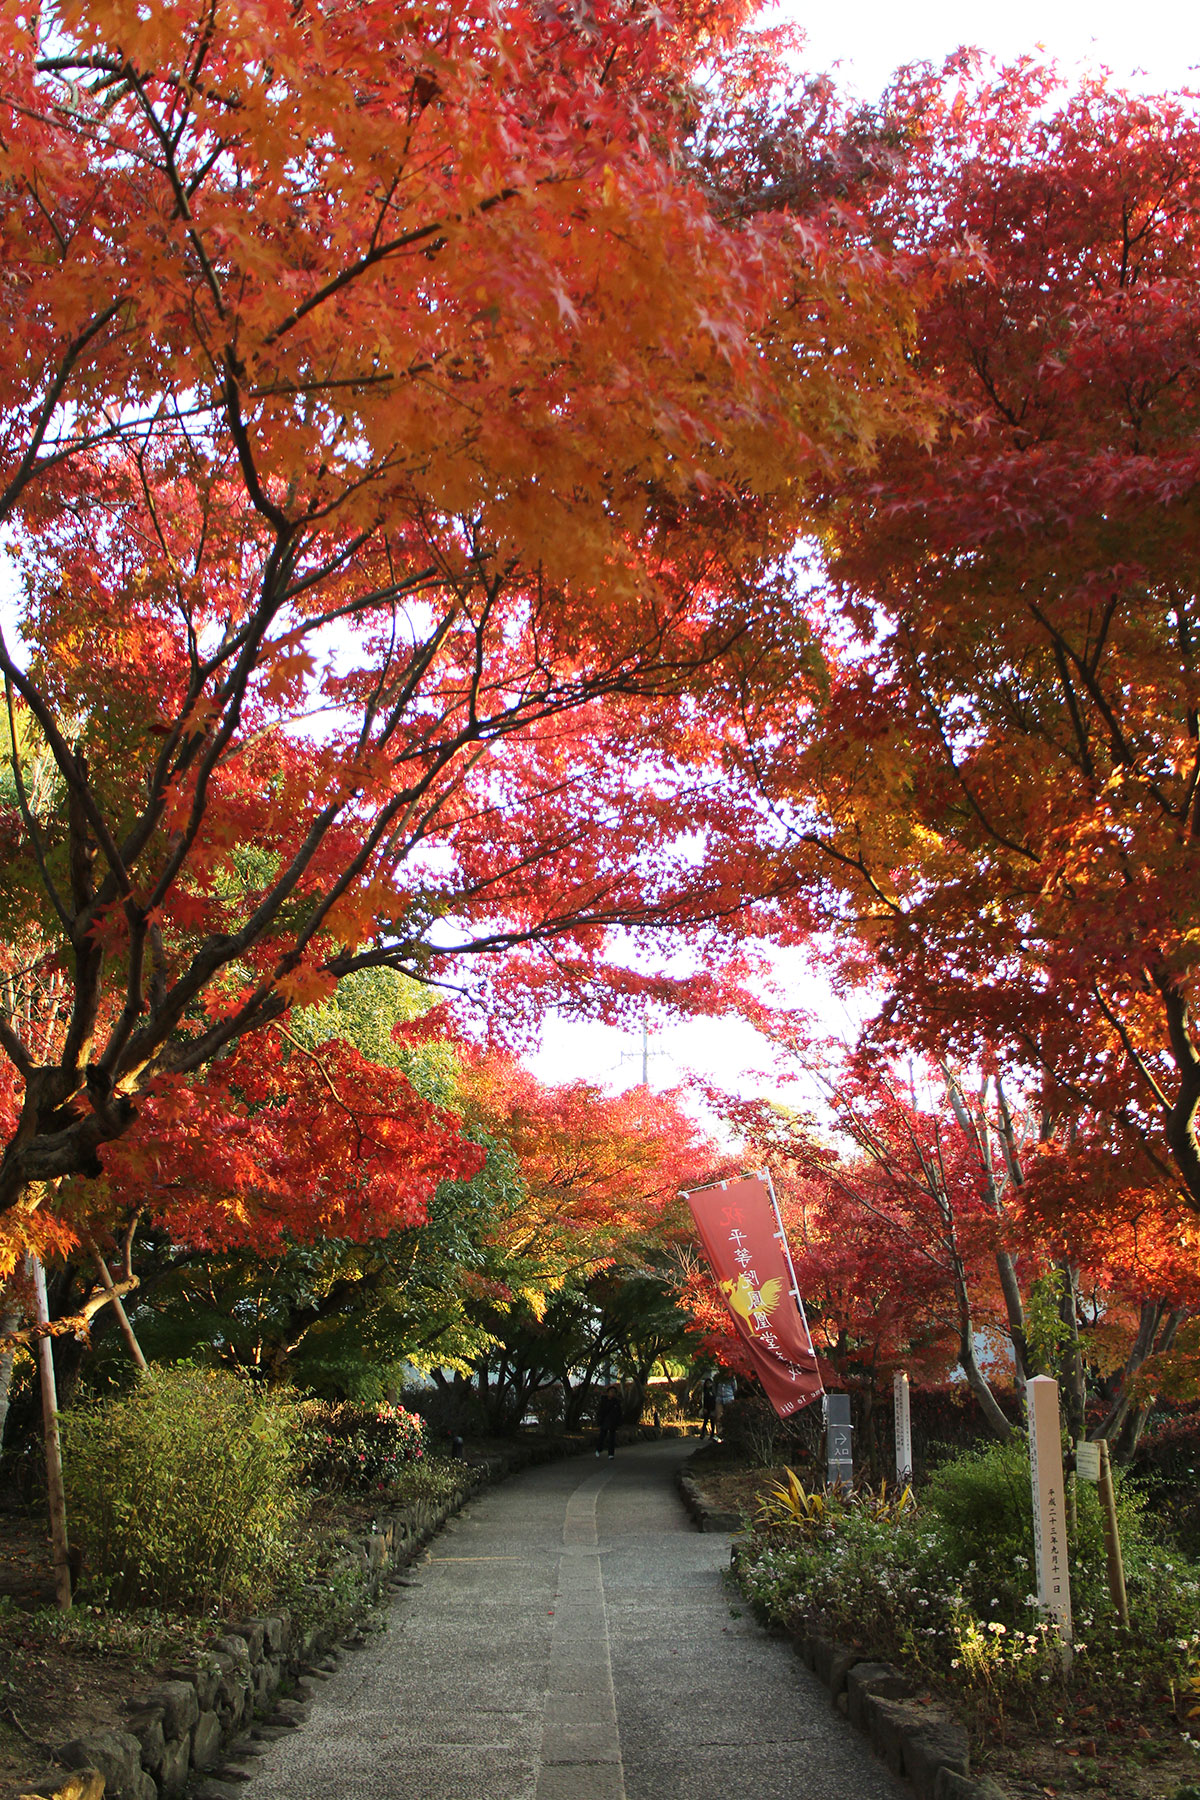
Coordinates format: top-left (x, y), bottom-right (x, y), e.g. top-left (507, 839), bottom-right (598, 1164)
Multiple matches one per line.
top-left (0, 1505), bottom-right (164, 1799)
top-left (685, 1450), bottom-right (1200, 1800)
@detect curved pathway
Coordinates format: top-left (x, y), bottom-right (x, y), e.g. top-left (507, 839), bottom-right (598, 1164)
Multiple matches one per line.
top-left (245, 1440), bottom-right (905, 1800)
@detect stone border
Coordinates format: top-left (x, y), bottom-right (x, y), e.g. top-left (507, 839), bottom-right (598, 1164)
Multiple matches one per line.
top-left (676, 1464), bottom-right (742, 1532)
top-left (680, 1458), bottom-right (1005, 1800)
top-left (50, 1435), bottom-right (602, 1800)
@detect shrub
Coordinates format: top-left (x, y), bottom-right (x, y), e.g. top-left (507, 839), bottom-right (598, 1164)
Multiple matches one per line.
top-left (61, 1366), bottom-right (302, 1612)
top-left (922, 1437), bottom-right (1149, 1626)
top-left (298, 1398), bottom-right (426, 1495)
top-left (1132, 1404), bottom-right (1200, 1554)
top-left (403, 1380), bottom-right (487, 1443)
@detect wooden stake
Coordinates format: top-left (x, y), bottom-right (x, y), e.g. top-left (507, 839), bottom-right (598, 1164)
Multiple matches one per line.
top-left (1097, 1438), bottom-right (1129, 1627)
top-left (85, 1234), bottom-right (148, 1372)
top-left (29, 1255), bottom-right (72, 1611)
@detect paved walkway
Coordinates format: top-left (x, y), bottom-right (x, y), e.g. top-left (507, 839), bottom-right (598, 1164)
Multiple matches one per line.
top-left (246, 1440), bottom-right (905, 1800)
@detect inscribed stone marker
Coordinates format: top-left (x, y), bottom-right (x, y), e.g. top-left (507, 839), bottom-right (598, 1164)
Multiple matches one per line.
top-left (893, 1371), bottom-right (912, 1482)
top-left (1027, 1375), bottom-right (1072, 1659)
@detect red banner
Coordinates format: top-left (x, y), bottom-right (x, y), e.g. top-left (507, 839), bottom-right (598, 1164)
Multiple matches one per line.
top-left (684, 1172), bottom-right (823, 1420)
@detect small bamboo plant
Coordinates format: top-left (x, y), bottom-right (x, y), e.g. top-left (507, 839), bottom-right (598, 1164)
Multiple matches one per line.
top-left (755, 1467), bottom-right (915, 1534)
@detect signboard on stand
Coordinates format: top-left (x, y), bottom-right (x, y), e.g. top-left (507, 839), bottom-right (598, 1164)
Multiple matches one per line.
top-left (1027, 1376), bottom-right (1073, 1661)
top-left (1075, 1441), bottom-right (1101, 1483)
top-left (825, 1392), bottom-right (853, 1487)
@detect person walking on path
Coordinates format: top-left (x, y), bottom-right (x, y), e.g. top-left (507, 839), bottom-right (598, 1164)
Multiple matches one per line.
top-left (595, 1382), bottom-right (623, 1459)
top-left (698, 1376), bottom-right (716, 1437)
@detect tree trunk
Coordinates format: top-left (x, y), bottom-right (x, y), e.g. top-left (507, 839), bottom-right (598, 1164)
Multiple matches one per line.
top-left (959, 1333), bottom-right (1017, 1441)
top-left (1097, 1299), bottom-right (1183, 1460)
top-left (947, 1230), bottom-right (1015, 1442)
top-left (995, 1250), bottom-right (1030, 1391)
top-left (1056, 1261), bottom-right (1087, 1442)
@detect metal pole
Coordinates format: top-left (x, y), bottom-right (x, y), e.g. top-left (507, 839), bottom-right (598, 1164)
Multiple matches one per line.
top-left (761, 1167), bottom-right (822, 1363)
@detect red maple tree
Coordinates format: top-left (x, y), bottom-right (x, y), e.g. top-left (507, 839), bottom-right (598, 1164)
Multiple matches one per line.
top-left (721, 63), bottom-right (1200, 1250)
top-left (0, 0), bottom-right (923, 1260)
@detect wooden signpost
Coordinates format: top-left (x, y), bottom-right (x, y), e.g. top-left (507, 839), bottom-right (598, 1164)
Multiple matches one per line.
top-left (1027, 1376), bottom-right (1072, 1663)
top-left (893, 1371), bottom-right (913, 1483)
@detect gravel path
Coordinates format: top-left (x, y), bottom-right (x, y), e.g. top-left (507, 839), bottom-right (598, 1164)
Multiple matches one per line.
top-left (244, 1439), bottom-right (906, 1800)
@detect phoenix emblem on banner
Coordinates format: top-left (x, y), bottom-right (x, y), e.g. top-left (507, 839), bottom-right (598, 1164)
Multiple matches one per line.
top-left (720, 1275), bottom-right (783, 1334)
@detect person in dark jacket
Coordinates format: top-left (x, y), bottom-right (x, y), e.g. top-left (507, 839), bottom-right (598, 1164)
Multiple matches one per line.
top-left (699, 1376), bottom-right (717, 1437)
top-left (595, 1384), bottom-right (623, 1459)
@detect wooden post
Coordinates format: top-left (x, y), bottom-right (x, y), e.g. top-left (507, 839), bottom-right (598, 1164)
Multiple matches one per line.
top-left (893, 1371), bottom-right (912, 1484)
top-left (1097, 1439), bottom-right (1129, 1626)
top-left (86, 1237), bottom-right (148, 1372)
top-left (29, 1255), bottom-right (72, 1611)
top-left (1027, 1375), bottom-right (1072, 1665)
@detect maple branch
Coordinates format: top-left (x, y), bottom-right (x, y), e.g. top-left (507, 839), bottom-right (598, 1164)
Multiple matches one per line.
top-left (1024, 596), bottom-right (1140, 777)
top-left (0, 300), bottom-right (127, 524)
top-left (120, 59), bottom-right (225, 317)
top-left (222, 373), bottom-right (293, 533)
top-left (1049, 638), bottom-right (1096, 780)
top-left (1009, 1022), bottom-right (1179, 1190)
top-left (1089, 982), bottom-right (1172, 1112)
top-left (264, 187), bottom-right (520, 347)
top-left (0, 1266), bottom-right (139, 1351)
top-left (993, 1074), bottom-right (1026, 1188)
top-left (901, 636), bottom-right (1038, 863)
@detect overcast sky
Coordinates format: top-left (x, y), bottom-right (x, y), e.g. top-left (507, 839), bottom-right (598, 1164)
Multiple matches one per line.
top-left (787, 0), bottom-right (1198, 99)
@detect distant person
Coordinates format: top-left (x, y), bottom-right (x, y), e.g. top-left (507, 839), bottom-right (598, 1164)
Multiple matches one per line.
top-left (595, 1384), bottom-right (623, 1459)
top-left (699, 1377), bottom-right (717, 1437)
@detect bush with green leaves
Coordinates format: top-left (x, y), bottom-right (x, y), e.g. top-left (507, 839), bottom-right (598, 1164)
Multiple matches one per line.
top-left (298, 1398), bottom-right (426, 1495)
top-left (61, 1366), bottom-right (303, 1612)
top-left (736, 1436), bottom-right (1200, 1724)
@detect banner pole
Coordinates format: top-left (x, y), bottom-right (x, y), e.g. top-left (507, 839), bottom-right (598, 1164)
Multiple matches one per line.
top-left (761, 1167), bottom-right (824, 1399)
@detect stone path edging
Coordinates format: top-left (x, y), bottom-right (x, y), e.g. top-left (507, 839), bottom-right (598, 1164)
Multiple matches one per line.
top-left (678, 1457), bottom-right (1006, 1800)
top-left (50, 1435), bottom-right (604, 1800)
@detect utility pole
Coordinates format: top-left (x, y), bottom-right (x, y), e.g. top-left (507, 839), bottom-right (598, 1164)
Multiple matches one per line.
top-left (617, 1013), bottom-right (670, 1088)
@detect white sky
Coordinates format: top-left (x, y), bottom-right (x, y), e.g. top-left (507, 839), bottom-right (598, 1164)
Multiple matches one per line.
top-left (526, 0), bottom-right (1200, 1104)
top-left (789, 0), bottom-right (1199, 99)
